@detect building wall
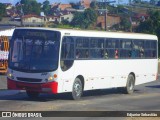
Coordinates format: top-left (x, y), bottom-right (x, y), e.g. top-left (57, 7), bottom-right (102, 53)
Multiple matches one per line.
top-left (46, 16), bottom-right (60, 23)
top-left (107, 15), bottom-right (120, 27)
top-left (97, 15), bottom-right (121, 29)
top-left (23, 17), bottom-right (45, 23)
top-left (60, 14), bottom-right (73, 23)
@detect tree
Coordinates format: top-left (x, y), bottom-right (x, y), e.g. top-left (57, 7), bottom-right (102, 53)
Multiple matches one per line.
top-left (71, 12), bottom-right (84, 28)
top-left (120, 16), bottom-right (131, 31)
top-left (157, 1), bottom-right (160, 6)
top-left (133, 0), bottom-right (142, 4)
top-left (0, 3), bottom-right (6, 21)
top-left (42, 0), bottom-right (51, 16)
top-left (70, 2), bottom-right (80, 9)
top-left (84, 8), bottom-right (97, 27)
top-left (16, 0), bottom-right (41, 15)
top-left (61, 19), bottom-right (70, 25)
top-left (137, 10), bottom-right (160, 57)
top-left (150, 0), bottom-right (159, 5)
top-left (71, 8), bottom-right (97, 29)
top-left (137, 10), bottom-right (160, 35)
top-left (90, 1), bottom-right (98, 10)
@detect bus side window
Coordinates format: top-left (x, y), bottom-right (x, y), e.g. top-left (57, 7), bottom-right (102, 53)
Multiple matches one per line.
top-left (61, 37), bottom-right (74, 71)
top-left (104, 50), bottom-right (108, 59)
top-left (150, 41), bottom-right (157, 58)
top-left (139, 46), bottom-right (144, 58)
top-left (133, 40), bottom-right (144, 58)
top-left (90, 38), bottom-right (104, 59)
top-left (115, 49), bottom-right (119, 59)
top-left (144, 40), bottom-right (157, 58)
top-left (76, 37), bottom-right (89, 59)
top-left (106, 39), bottom-right (117, 59)
top-left (152, 50), bottom-right (156, 58)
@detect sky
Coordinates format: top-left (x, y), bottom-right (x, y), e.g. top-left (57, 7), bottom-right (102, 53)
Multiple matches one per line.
top-left (0, 0), bottom-right (131, 5)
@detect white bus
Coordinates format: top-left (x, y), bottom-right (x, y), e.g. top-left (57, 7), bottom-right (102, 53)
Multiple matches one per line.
top-left (7, 28), bottom-right (158, 100)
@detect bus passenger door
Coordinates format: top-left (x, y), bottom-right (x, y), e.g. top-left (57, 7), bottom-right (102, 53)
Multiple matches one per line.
top-left (60, 60), bottom-right (75, 92)
top-left (60, 36), bottom-right (75, 92)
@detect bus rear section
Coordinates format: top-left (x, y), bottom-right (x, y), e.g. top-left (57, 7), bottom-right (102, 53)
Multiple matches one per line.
top-left (0, 36), bottom-right (9, 73)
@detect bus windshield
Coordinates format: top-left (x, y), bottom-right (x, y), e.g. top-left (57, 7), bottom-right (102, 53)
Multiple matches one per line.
top-left (9, 29), bottom-right (60, 72)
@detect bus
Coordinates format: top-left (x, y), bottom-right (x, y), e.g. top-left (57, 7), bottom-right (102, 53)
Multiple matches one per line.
top-left (0, 28), bottom-right (14, 73)
top-left (7, 28), bottom-right (158, 100)
top-left (0, 36), bottom-right (9, 73)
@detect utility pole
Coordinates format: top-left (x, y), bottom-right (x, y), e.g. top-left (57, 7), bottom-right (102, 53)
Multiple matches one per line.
top-left (98, 0), bottom-right (108, 31)
top-left (98, 0), bottom-right (115, 31)
top-left (104, 8), bottom-right (108, 31)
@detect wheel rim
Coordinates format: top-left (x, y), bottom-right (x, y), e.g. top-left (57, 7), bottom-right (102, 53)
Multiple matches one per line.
top-left (73, 81), bottom-right (82, 96)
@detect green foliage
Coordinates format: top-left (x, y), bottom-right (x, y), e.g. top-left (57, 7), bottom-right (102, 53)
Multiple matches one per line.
top-left (107, 5), bottom-right (120, 14)
top-left (57, 24), bottom-right (73, 29)
top-left (137, 10), bottom-right (160, 56)
top-left (90, 1), bottom-right (98, 10)
top-left (137, 10), bottom-right (160, 35)
top-left (49, 23), bottom-right (73, 29)
top-left (69, 2), bottom-right (80, 9)
top-left (71, 12), bottom-right (84, 28)
top-left (150, 0), bottom-right (158, 5)
top-left (18, 0), bottom-right (41, 15)
top-left (71, 8), bottom-right (97, 29)
top-left (42, 0), bottom-right (51, 16)
top-left (0, 3), bottom-right (6, 21)
top-left (120, 17), bottom-right (131, 31)
top-left (133, 0), bottom-right (142, 4)
top-left (61, 19), bottom-right (70, 25)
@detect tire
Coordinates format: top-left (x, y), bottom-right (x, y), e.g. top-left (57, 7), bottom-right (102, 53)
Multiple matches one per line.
top-left (125, 74), bottom-right (135, 94)
top-left (26, 91), bottom-right (39, 99)
top-left (71, 78), bottom-right (83, 100)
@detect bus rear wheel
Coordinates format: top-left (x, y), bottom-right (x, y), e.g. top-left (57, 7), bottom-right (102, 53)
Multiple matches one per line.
top-left (26, 91), bottom-right (39, 99)
top-left (125, 74), bottom-right (135, 94)
top-left (71, 78), bottom-right (83, 100)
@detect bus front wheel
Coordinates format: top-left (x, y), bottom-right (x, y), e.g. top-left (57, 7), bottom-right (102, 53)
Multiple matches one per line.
top-left (26, 91), bottom-right (39, 99)
top-left (71, 78), bottom-right (83, 100)
top-left (125, 74), bottom-right (135, 94)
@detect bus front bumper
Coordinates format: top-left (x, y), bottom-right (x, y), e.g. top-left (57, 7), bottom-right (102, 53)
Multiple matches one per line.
top-left (7, 78), bottom-right (58, 94)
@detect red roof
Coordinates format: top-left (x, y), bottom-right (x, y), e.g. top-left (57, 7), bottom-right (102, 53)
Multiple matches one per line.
top-left (58, 4), bottom-right (72, 10)
top-left (81, 0), bottom-right (91, 8)
top-left (134, 13), bottom-right (149, 18)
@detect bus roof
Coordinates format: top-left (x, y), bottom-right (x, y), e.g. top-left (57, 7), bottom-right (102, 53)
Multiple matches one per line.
top-left (0, 28), bottom-right (15, 37)
top-left (15, 27), bottom-right (158, 40)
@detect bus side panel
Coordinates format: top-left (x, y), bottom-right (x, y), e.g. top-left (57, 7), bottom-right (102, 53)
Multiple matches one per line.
top-left (72, 59), bottom-right (157, 91)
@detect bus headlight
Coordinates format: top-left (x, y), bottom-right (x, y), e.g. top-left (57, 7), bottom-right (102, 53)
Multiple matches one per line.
top-left (48, 74), bottom-right (57, 81)
top-left (48, 76), bottom-right (54, 81)
top-left (7, 73), bottom-right (14, 79)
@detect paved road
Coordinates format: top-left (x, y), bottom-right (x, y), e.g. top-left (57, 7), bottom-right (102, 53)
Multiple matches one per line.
top-left (0, 75), bottom-right (7, 90)
top-left (0, 75), bottom-right (160, 119)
